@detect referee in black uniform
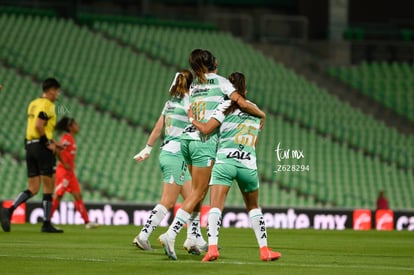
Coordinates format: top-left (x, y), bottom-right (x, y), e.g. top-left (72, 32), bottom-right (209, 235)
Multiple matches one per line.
top-left (1, 78), bottom-right (64, 233)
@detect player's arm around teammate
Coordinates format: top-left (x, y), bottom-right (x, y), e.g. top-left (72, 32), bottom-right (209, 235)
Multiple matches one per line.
top-left (132, 70), bottom-right (207, 253)
top-left (228, 88), bottom-right (266, 129)
top-left (159, 49), bottom-right (269, 260)
top-left (190, 72), bottom-right (281, 262)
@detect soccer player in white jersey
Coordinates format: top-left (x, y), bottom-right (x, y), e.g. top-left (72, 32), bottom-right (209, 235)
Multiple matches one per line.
top-left (132, 70), bottom-right (207, 253)
top-left (159, 49), bottom-right (266, 260)
top-left (190, 72), bottom-right (281, 262)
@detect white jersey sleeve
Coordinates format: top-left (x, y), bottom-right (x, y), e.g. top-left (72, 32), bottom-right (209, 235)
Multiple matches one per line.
top-left (161, 101), bottom-right (169, 116)
top-left (215, 74), bottom-right (235, 98)
top-left (210, 100), bottom-right (231, 124)
top-left (183, 93), bottom-right (190, 112)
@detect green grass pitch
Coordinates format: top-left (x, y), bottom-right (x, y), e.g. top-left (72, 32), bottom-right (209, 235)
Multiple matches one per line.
top-left (0, 224), bottom-right (413, 274)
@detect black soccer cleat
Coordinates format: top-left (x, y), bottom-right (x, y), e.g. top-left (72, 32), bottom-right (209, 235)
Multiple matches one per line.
top-left (41, 223), bottom-right (64, 233)
top-left (1, 207), bottom-right (11, 232)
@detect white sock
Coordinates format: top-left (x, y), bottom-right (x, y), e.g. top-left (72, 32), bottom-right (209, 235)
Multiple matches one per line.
top-left (187, 212), bottom-right (206, 245)
top-left (167, 208), bottom-right (191, 239)
top-left (249, 208), bottom-right (268, 248)
top-left (139, 204), bottom-right (168, 240)
top-left (207, 208), bottom-right (222, 246)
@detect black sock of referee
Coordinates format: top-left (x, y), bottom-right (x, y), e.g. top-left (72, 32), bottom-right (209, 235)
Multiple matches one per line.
top-left (42, 193), bottom-right (53, 226)
top-left (9, 190), bottom-right (33, 216)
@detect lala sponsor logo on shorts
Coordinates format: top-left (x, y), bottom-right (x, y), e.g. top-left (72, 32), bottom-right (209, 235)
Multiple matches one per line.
top-left (274, 142), bottom-right (310, 173)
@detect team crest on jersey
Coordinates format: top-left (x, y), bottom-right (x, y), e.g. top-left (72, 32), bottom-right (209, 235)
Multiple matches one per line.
top-left (165, 102), bottom-right (175, 112)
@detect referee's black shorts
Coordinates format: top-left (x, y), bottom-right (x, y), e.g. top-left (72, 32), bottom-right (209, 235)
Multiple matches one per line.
top-left (25, 140), bottom-right (56, 177)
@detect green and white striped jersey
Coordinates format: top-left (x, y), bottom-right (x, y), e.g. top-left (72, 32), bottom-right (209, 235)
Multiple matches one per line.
top-left (161, 94), bottom-right (190, 153)
top-left (212, 100), bottom-right (261, 169)
top-left (181, 73), bottom-right (235, 141)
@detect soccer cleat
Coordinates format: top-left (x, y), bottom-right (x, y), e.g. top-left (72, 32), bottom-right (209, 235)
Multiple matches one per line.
top-left (1, 207), bottom-right (11, 232)
top-left (202, 245), bottom-right (219, 262)
top-left (260, 247), bottom-right (281, 261)
top-left (159, 233), bottom-right (177, 260)
top-left (85, 222), bottom-right (99, 229)
top-left (183, 238), bottom-right (206, 255)
top-left (133, 235), bottom-right (152, 251)
top-left (41, 223), bottom-right (64, 233)
top-left (198, 242), bottom-right (209, 253)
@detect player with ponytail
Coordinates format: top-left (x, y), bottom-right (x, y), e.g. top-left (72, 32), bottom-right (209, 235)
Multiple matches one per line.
top-left (132, 70), bottom-right (207, 253)
top-left (159, 50), bottom-right (266, 260)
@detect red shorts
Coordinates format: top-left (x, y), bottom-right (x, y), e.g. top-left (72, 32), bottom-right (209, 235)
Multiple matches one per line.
top-left (55, 168), bottom-right (81, 196)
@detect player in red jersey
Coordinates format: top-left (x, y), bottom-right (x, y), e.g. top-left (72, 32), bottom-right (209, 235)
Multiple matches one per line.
top-left (51, 117), bottom-right (98, 229)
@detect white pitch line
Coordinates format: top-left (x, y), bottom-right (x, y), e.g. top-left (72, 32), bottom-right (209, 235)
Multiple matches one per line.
top-left (199, 261), bottom-right (414, 271)
top-left (2, 254), bottom-right (413, 271)
top-left (0, 254), bottom-right (108, 262)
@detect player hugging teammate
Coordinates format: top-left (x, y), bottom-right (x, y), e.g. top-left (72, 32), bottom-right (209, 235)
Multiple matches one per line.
top-left (149, 49), bottom-right (280, 262)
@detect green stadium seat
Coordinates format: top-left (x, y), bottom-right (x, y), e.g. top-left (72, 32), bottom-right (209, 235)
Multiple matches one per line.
top-left (0, 14), bottom-right (412, 210)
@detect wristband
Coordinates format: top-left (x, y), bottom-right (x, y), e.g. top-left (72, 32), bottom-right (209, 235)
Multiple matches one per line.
top-left (133, 144), bottom-right (153, 160)
top-left (189, 117), bottom-right (194, 123)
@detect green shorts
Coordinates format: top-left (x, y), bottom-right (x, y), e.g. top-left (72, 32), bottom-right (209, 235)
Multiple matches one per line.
top-left (180, 138), bottom-right (217, 168)
top-left (159, 150), bottom-right (191, 185)
top-left (211, 162), bottom-right (259, 193)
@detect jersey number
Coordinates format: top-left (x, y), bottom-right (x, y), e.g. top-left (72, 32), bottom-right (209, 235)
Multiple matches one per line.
top-left (165, 117), bottom-right (172, 135)
top-left (192, 101), bottom-right (206, 121)
top-left (234, 124), bottom-right (257, 146)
